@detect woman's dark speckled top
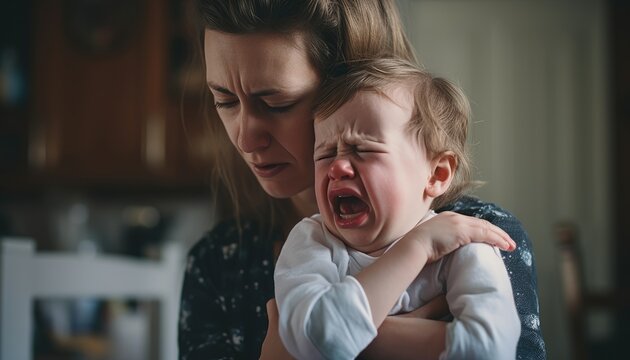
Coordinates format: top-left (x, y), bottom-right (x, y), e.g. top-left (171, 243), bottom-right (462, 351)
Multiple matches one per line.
top-left (178, 196), bottom-right (547, 359)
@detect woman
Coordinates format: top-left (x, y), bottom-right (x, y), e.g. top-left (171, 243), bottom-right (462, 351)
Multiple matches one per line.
top-left (178, 0), bottom-right (546, 359)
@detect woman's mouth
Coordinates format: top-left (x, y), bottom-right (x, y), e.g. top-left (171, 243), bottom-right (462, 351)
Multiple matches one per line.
top-left (252, 163), bottom-right (289, 178)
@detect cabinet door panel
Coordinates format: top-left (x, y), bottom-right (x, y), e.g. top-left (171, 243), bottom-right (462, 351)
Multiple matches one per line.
top-left (33, 0), bottom-right (150, 181)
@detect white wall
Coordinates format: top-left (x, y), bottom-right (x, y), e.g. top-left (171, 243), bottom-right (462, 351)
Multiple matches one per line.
top-left (398, 1), bottom-right (611, 359)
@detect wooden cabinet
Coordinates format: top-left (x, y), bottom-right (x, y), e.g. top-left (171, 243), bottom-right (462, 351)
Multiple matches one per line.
top-left (0, 2), bottom-right (31, 176)
top-left (4, 0), bottom-right (214, 189)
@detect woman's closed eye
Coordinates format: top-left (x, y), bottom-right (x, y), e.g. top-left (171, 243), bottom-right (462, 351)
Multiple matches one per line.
top-left (214, 99), bottom-right (239, 110)
top-left (263, 101), bottom-right (297, 113)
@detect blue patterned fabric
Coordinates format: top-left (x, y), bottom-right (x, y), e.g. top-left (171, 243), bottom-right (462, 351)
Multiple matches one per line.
top-left (438, 196), bottom-right (547, 360)
top-left (178, 196), bottom-right (547, 359)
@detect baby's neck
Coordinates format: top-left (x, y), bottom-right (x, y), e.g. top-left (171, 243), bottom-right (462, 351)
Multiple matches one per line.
top-left (363, 209), bottom-right (437, 257)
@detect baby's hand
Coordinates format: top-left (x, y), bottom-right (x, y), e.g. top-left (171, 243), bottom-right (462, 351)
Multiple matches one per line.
top-left (409, 211), bottom-right (516, 264)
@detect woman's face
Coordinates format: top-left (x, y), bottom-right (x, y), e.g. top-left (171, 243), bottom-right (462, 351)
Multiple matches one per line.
top-left (204, 30), bottom-right (320, 199)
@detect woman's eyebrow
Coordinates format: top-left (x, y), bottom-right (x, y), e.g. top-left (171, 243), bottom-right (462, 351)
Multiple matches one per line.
top-left (250, 89), bottom-right (281, 97)
top-left (207, 82), bottom-right (284, 98)
top-left (207, 82), bottom-right (234, 95)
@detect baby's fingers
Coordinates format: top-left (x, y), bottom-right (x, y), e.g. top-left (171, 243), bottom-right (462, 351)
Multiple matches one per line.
top-left (477, 218), bottom-right (516, 251)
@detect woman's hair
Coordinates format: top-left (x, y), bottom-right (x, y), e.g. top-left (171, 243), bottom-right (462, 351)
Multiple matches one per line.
top-left (196, 0), bottom-right (415, 73)
top-left (195, 0), bottom-right (417, 233)
top-left (314, 58), bottom-right (473, 209)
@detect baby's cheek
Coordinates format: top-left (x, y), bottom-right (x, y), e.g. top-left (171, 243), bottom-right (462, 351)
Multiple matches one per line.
top-left (369, 174), bottom-right (403, 210)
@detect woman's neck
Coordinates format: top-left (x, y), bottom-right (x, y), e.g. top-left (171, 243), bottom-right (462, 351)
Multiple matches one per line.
top-left (271, 188), bottom-right (318, 261)
top-left (291, 187), bottom-right (318, 219)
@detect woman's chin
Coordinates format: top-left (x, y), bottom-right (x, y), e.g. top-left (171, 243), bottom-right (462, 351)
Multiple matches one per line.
top-left (259, 181), bottom-right (305, 199)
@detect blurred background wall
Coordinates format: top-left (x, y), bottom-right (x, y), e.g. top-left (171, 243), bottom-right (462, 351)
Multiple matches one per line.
top-left (0, 0), bottom-right (628, 359)
top-left (398, 0), bottom-right (628, 359)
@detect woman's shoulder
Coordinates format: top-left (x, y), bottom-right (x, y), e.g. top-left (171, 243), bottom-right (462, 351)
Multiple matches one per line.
top-left (440, 197), bottom-right (547, 357)
top-left (438, 195), bottom-right (531, 242)
top-left (437, 195), bottom-right (532, 260)
top-left (188, 218), bottom-right (272, 256)
top-left (437, 195), bottom-right (519, 223)
top-left (188, 219), bottom-right (275, 262)
top-left (184, 218), bottom-right (278, 287)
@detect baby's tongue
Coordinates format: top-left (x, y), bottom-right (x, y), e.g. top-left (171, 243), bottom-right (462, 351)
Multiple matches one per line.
top-left (339, 196), bottom-right (368, 215)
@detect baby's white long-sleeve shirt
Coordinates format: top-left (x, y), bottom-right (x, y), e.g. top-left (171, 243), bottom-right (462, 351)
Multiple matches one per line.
top-left (274, 214), bottom-right (520, 360)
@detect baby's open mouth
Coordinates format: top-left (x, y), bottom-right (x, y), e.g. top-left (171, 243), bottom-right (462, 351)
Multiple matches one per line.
top-left (334, 195), bottom-right (369, 220)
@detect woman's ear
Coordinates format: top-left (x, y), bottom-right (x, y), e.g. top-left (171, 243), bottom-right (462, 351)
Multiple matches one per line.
top-left (425, 151), bottom-right (457, 198)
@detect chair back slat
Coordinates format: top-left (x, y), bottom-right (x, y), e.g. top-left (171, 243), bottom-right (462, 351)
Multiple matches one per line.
top-left (0, 238), bottom-right (183, 360)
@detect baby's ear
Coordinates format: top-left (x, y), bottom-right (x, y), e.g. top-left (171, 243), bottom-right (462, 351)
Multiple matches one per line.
top-left (425, 151), bottom-right (457, 198)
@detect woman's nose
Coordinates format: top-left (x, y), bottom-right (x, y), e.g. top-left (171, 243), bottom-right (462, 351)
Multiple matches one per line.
top-left (237, 108), bottom-right (271, 153)
top-left (328, 158), bottom-right (355, 180)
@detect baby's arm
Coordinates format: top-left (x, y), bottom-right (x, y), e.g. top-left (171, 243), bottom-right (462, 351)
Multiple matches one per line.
top-left (275, 218), bottom-right (377, 360)
top-left (355, 211), bottom-right (515, 329)
top-left (274, 216), bottom-right (442, 360)
top-left (275, 213), bottom-right (516, 360)
top-left (442, 243), bottom-right (521, 359)
top-left (275, 217), bottom-right (437, 360)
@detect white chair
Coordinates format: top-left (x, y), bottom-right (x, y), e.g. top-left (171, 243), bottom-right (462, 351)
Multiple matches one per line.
top-left (0, 237), bottom-right (184, 360)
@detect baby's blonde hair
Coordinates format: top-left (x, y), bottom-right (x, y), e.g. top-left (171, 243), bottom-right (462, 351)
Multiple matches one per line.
top-left (314, 58), bottom-right (473, 209)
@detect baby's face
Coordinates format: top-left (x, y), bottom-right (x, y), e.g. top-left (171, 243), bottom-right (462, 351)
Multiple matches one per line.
top-left (313, 85), bottom-right (434, 254)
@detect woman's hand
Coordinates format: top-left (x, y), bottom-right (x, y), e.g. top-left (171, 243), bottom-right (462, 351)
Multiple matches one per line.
top-left (360, 315), bottom-right (447, 360)
top-left (260, 299), bottom-right (294, 360)
top-left (411, 211), bottom-right (516, 264)
top-left (362, 295), bottom-right (450, 359)
top-left (399, 294), bottom-right (450, 320)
